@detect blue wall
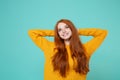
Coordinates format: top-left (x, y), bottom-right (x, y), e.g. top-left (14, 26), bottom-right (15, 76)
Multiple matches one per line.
top-left (0, 0), bottom-right (120, 80)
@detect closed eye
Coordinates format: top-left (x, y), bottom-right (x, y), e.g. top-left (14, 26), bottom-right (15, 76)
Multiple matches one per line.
top-left (58, 28), bottom-right (61, 32)
top-left (65, 25), bottom-right (69, 28)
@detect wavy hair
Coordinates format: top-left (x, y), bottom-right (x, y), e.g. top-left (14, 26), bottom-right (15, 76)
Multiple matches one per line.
top-left (52, 19), bottom-right (89, 77)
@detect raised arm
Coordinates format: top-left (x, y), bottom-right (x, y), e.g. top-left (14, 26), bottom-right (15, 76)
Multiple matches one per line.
top-left (78, 28), bottom-right (108, 57)
top-left (28, 29), bottom-right (54, 51)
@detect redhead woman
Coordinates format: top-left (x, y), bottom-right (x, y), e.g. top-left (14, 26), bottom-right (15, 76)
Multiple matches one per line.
top-left (28, 19), bottom-right (108, 80)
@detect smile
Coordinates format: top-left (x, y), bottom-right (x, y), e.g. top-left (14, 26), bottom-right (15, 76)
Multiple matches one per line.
top-left (62, 33), bottom-right (69, 37)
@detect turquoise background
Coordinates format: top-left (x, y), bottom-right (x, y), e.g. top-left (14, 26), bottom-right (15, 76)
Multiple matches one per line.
top-left (0, 0), bottom-right (120, 80)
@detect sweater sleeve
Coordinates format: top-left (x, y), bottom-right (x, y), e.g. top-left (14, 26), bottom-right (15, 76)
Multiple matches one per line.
top-left (78, 28), bottom-right (108, 57)
top-left (28, 29), bottom-right (54, 51)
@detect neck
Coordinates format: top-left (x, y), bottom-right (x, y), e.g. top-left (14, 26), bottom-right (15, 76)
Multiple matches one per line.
top-left (64, 40), bottom-right (70, 45)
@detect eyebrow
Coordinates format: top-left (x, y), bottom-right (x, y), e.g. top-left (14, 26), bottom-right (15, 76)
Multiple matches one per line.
top-left (58, 24), bottom-right (68, 29)
top-left (65, 25), bottom-right (68, 27)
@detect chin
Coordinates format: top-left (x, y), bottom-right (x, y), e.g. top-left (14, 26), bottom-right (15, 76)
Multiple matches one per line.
top-left (60, 36), bottom-right (71, 40)
top-left (63, 37), bottom-right (70, 40)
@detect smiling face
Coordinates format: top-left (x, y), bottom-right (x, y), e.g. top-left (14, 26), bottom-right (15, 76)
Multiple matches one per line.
top-left (57, 22), bottom-right (72, 40)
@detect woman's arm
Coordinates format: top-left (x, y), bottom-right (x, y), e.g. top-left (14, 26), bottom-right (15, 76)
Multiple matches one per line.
top-left (78, 28), bottom-right (108, 57)
top-left (28, 29), bottom-right (54, 51)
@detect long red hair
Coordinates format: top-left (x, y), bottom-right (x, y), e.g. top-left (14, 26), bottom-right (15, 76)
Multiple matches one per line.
top-left (52, 19), bottom-right (89, 77)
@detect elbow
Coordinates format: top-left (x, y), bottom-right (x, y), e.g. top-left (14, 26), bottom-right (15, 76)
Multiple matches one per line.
top-left (28, 30), bottom-right (31, 36)
top-left (104, 30), bottom-right (108, 36)
top-left (28, 30), bottom-right (33, 36)
top-left (102, 30), bottom-right (108, 38)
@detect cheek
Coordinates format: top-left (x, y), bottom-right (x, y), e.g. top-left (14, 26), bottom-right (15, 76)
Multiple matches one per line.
top-left (69, 31), bottom-right (72, 36)
top-left (58, 32), bottom-right (62, 36)
top-left (68, 29), bottom-right (72, 34)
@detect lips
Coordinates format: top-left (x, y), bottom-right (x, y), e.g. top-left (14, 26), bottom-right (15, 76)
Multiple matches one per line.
top-left (62, 33), bottom-right (68, 37)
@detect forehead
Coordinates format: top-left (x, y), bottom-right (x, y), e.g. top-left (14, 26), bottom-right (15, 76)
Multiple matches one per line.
top-left (57, 22), bottom-right (67, 29)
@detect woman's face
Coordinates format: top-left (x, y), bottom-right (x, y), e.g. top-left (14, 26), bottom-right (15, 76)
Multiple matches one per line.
top-left (57, 22), bottom-right (72, 40)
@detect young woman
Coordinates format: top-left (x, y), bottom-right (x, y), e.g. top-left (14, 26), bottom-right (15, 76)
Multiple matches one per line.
top-left (28, 19), bottom-right (108, 80)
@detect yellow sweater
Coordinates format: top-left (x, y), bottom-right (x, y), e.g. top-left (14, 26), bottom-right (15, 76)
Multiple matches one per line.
top-left (28, 28), bottom-right (108, 80)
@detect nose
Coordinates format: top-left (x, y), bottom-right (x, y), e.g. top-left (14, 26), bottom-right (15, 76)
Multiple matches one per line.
top-left (62, 29), bottom-right (66, 33)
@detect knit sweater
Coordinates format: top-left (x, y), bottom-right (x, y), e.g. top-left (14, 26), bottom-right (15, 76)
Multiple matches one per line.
top-left (28, 28), bottom-right (108, 80)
